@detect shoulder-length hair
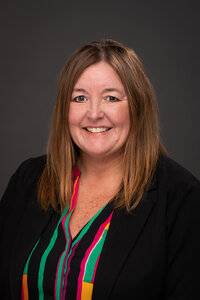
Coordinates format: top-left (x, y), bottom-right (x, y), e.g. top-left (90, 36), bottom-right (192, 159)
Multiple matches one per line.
top-left (37, 38), bottom-right (167, 213)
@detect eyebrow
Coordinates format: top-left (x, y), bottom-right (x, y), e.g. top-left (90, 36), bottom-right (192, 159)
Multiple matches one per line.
top-left (72, 87), bottom-right (123, 94)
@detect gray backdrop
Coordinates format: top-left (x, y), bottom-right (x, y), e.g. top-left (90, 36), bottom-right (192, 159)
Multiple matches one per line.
top-left (0, 0), bottom-right (199, 197)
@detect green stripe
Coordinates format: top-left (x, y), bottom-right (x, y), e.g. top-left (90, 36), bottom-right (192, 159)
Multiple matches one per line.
top-left (38, 206), bottom-right (70, 300)
top-left (56, 250), bottom-right (67, 299)
top-left (38, 226), bottom-right (59, 300)
top-left (64, 212), bottom-right (72, 240)
top-left (84, 227), bottom-right (109, 282)
top-left (63, 204), bottom-right (106, 275)
top-left (23, 239), bottom-right (40, 274)
top-left (72, 204), bottom-right (106, 246)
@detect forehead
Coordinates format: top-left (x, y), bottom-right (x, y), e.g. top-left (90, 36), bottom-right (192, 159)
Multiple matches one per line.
top-left (73, 61), bottom-right (125, 91)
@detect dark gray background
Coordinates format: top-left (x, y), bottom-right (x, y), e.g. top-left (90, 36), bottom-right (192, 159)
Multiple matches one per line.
top-left (0, 0), bottom-right (199, 197)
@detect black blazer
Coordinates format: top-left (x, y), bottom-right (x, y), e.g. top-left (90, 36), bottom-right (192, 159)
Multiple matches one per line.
top-left (0, 154), bottom-right (200, 299)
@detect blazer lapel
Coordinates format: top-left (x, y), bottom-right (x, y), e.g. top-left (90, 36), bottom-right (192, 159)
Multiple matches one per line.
top-left (9, 189), bottom-right (56, 299)
top-left (93, 174), bottom-right (158, 299)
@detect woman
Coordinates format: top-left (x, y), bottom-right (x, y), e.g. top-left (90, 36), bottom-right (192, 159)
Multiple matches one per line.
top-left (0, 39), bottom-right (200, 300)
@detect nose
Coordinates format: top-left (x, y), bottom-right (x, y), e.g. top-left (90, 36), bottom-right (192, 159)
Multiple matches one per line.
top-left (86, 100), bottom-right (104, 120)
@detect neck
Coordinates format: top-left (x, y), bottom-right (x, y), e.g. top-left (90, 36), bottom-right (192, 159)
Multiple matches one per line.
top-left (77, 153), bottom-right (123, 185)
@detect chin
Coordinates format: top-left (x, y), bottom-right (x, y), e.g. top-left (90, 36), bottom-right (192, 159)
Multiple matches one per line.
top-left (84, 151), bottom-right (109, 158)
top-left (82, 148), bottom-right (120, 160)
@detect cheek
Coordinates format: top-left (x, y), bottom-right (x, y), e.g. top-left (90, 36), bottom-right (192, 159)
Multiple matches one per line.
top-left (111, 105), bottom-right (130, 129)
top-left (68, 105), bottom-right (82, 126)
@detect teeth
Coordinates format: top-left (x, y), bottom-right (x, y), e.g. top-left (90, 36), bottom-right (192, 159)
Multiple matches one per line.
top-left (86, 127), bottom-right (110, 133)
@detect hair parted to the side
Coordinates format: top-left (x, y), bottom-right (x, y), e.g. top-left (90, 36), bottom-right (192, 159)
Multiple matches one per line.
top-left (37, 38), bottom-right (167, 213)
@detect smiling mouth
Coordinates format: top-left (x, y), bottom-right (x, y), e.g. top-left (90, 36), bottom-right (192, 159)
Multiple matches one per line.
top-left (83, 127), bottom-right (112, 133)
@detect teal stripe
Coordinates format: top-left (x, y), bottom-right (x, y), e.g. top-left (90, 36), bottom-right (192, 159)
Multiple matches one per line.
top-left (84, 227), bottom-right (109, 282)
top-left (64, 212), bottom-right (72, 240)
top-left (37, 206), bottom-right (70, 300)
top-left (23, 239), bottom-right (40, 274)
top-left (38, 226), bottom-right (59, 300)
top-left (56, 250), bottom-right (68, 300)
top-left (63, 204), bottom-right (106, 275)
top-left (72, 203), bottom-right (106, 246)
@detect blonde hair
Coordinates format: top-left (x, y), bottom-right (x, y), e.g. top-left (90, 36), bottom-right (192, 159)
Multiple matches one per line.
top-left (37, 38), bottom-right (167, 213)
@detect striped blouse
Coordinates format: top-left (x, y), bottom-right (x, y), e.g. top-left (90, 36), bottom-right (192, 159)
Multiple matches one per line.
top-left (21, 166), bottom-right (114, 300)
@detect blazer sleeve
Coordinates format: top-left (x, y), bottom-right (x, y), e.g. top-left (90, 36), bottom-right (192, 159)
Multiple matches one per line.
top-left (164, 178), bottom-right (200, 299)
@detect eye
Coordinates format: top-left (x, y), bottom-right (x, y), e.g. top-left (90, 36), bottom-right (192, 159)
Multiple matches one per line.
top-left (105, 95), bottom-right (120, 102)
top-left (72, 95), bottom-right (87, 102)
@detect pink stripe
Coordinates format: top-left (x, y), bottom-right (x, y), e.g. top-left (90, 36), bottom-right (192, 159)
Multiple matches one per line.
top-left (76, 212), bottom-right (113, 300)
top-left (91, 215), bottom-right (112, 284)
top-left (54, 172), bottom-right (80, 299)
top-left (92, 255), bottom-right (100, 282)
top-left (61, 215), bottom-right (67, 237)
top-left (72, 166), bottom-right (81, 179)
top-left (61, 173), bottom-right (80, 238)
top-left (91, 217), bottom-right (112, 283)
top-left (70, 175), bottom-right (80, 211)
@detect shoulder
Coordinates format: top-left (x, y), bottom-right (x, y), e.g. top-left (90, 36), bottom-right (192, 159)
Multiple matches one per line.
top-left (0, 155), bottom-right (47, 230)
top-left (0, 154), bottom-right (47, 209)
top-left (157, 154), bottom-right (200, 193)
top-left (15, 154), bottom-right (47, 186)
top-left (17, 154), bottom-right (47, 173)
top-left (156, 154), bottom-right (200, 229)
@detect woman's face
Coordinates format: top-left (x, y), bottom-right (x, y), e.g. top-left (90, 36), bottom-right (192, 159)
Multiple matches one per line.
top-left (68, 61), bottom-right (130, 160)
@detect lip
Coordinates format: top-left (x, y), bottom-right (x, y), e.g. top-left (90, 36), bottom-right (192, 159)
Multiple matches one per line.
top-left (82, 127), bottom-right (113, 134)
top-left (82, 126), bottom-right (112, 129)
top-left (82, 126), bottom-right (113, 132)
